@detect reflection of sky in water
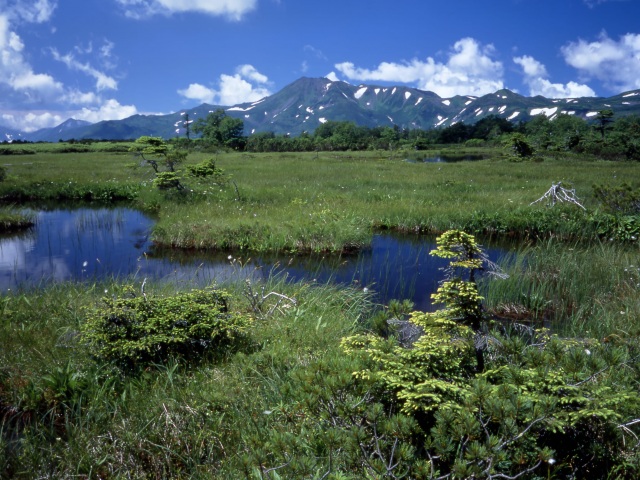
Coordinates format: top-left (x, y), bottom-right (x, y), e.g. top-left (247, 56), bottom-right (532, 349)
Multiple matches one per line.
top-left (0, 209), bottom-right (509, 310)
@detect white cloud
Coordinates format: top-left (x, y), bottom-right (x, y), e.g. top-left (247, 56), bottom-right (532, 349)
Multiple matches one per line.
top-left (2, 111), bottom-right (63, 132)
top-left (1, 0), bottom-right (57, 23)
top-left (1, 98), bottom-right (138, 132)
top-left (73, 98), bottom-right (138, 123)
top-left (178, 64), bottom-right (272, 105)
top-left (561, 32), bottom-right (640, 93)
top-left (335, 38), bottom-right (504, 97)
top-left (0, 14), bottom-right (63, 99)
top-left (177, 83), bottom-right (215, 103)
top-left (115, 0), bottom-right (257, 20)
top-left (51, 48), bottom-right (118, 91)
top-left (514, 54), bottom-right (596, 98)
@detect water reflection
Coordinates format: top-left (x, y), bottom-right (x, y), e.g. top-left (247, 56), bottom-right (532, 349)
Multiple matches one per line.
top-left (0, 208), bottom-right (508, 310)
top-left (404, 154), bottom-right (485, 163)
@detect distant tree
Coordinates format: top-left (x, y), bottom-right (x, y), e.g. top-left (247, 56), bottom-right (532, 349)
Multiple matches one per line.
top-left (193, 109), bottom-right (245, 148)
top-left (504, 132), bottom-right (534, 159)
top-left (596, 109), bottom-right (614, 139)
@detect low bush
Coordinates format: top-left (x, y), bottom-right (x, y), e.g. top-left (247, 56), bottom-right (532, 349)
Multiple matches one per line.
top-left (81, 287), bottom-right (254, 369)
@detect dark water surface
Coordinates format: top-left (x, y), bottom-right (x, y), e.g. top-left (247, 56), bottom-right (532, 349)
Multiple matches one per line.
top-left (405, 154), bottom-right (486, 163)
top-left (0, 208), bottom-right (508, 310)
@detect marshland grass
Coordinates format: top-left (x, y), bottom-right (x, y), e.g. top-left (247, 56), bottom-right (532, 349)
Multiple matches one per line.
top-left (0, 276), bottom-right (374, 477)
top-left (0, 207), bottom-right (34, 232)
top-left (2, 147), bottom-right (639, 250)
top-left (147, 150), bottom-right (639, 251)
top-left (485, 239), bottom-right (640, 340)
top-left (1, 142), bottom-right (639, 474)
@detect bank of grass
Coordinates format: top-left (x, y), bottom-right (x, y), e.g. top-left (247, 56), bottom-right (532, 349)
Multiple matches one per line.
top-left (0, 207), bottom-right (34, 232)
top-left (144, 150), bottom-right (639, 251)
top-left (485, 239), bottom-right (640, 340)
top-left (1, 148), bottom-right (639, 250)
top-left (0, 276), bottom-right (373, 477)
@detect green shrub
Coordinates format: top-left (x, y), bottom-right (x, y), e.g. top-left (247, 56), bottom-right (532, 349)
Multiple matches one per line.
top-left (593, 182), bottom-right (640, 215)
top-left (342, 230), bottom-right (640, 478)
top-left (81, 287), bottom-right (253, 369)
top-left (152, 171), bottom-right (183, 190)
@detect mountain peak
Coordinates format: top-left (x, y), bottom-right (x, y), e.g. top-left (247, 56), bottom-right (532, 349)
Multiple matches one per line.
top-left (11, 77), bottom-right (640, 141)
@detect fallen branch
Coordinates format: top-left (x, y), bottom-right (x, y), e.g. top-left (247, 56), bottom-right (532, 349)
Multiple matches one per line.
top-left (530, 182), bottom-right (586, 210)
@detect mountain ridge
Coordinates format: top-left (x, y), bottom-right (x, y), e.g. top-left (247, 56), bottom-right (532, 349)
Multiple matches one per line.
top-left (3, 77), bottom-right (640, 142)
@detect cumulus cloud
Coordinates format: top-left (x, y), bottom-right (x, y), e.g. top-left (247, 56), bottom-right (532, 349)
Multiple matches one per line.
top-left (583, 0), bottom-right (628, 7)
top-left (178, 64), bottom-right (272, 105)
top-left (115, 0), bottom-right (257, 20)
top-left (177, 83), bottom-right (215, 104)
top-left (335, 38), bottom-right (504, 97)
top-left (73, 98), bottom-right (137, 123)
top-left (513, 55), bottom-right (595, 98)
top-left (561, 32), bottom-right (640, 93)
top-left (1, 98), bottom-right (138, 132)
top-left (0, 4), bottom-right (138, 132)
top-left (0, 14), bottom-right (63, 99)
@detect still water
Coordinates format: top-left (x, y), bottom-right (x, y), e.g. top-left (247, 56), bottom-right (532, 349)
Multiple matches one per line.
top-left (0, 208), bottom-right (508, 310)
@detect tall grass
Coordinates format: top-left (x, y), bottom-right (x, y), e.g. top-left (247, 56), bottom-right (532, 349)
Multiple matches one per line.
top-left (0, 275), bottom-right (374, 477)
top-left (485, 238), bottom-right (640, 339)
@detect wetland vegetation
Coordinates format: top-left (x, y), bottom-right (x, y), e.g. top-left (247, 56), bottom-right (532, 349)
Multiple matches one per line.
top-left (0, 132), bottom-right (639, 477)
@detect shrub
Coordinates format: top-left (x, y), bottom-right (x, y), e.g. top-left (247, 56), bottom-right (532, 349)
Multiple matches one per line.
top-left (81, 287), bottom-right (253, 369)
top-left (342, 230), bottom-right (640, 478)
top-left (593, 182), bottom-right (640, 215)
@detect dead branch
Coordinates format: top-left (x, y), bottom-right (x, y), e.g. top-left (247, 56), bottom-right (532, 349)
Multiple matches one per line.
top-left (530, 182), bottom-right (586, 210)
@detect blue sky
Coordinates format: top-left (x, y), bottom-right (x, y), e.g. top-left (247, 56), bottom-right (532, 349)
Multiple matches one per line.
top-left (1, 0), bottom-right (640, 132)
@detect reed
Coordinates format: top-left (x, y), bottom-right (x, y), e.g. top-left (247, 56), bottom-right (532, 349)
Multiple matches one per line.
top-left (484, 238), bottom-right (640, 339)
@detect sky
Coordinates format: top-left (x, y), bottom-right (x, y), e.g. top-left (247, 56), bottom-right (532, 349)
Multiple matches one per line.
top-left (2, 0), bottom-right (640, 132)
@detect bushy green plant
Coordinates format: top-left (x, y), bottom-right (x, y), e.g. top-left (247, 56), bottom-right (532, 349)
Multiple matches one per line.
top-left (81, 286), bottom-right (253, 369)
top-left (504, 133), bottom-right (535, 159)
top-left (593, 182), bottom-right (640, 215)
top-left (152, 171), bottom-right (184, 190)
top-left (186, 157), bottom-right (229, 185)
top-left (342, 230), bottom-right (640, 478)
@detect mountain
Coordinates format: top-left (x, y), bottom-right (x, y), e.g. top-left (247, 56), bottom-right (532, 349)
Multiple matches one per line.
top-left (1, 125), bottom-right (26, 143)
top-left (11, 77), bottom-right (640, 141)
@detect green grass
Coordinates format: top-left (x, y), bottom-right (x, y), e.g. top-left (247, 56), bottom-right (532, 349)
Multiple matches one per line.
top-left (0, 276), bottom-right (373, 477)
top-left (485, 239), bottom-right (640, 339)
top-left (2, 147), bottom-right (639, 250)
top-left (0, 207), bottom-right (34, 232)
top-left (1, 146), bottom-right (639, 476)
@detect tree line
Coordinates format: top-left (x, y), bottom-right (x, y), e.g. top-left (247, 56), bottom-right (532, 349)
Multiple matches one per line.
top-left (175, 108), bottom-right (640, 160)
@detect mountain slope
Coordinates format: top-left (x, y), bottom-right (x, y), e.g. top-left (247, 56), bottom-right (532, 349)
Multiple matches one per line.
top-left (10, 77), bottom-right (640, 141)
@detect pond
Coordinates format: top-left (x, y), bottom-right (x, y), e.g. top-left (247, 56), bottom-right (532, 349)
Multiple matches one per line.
top-left (404, 154), bottom-right (485, 163)
top-left (0, 208), bottom-right (509, 310)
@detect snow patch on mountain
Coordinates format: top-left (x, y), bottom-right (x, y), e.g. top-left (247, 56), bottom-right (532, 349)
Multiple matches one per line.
top-left (507, 112), bottom-right (520, 120)
top-left (228, 105), bottom-right (255, 112)
top-left (405, 92), bottom-right (411, 100)
top-left (442, 99), bottom-right (451, 106)
top-left (530, 107), bottom-right (558, 117)
top-left (415, 97), bottom-right (423, 106)
top-left (354, 87), bottom-right (367, 99)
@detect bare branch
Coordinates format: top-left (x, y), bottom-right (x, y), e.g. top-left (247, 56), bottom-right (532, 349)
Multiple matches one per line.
top-left (530, 182), bottom-right (586, 210)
